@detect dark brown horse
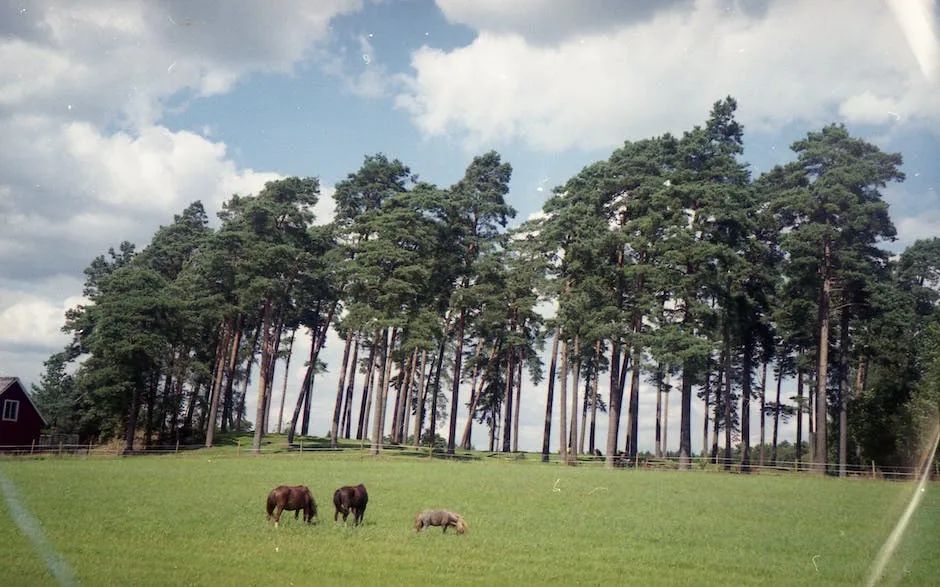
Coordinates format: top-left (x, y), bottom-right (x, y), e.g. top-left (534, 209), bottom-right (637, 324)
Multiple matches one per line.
top-left (266, 485), bottom-right (317, 526)
top-left (333, 484), bottom-right (368, 525)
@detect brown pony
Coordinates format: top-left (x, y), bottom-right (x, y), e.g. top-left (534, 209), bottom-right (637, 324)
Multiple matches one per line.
top-left (333, 484), bottom-right (368, 525)
top-left (414, 510), bottom-right (468, 534)
top-left (266, 485), bottom-right (317, 526)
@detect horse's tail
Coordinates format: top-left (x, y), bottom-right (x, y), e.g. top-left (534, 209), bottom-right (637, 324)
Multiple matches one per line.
top-left (266, 492), bottom-right (275, 517)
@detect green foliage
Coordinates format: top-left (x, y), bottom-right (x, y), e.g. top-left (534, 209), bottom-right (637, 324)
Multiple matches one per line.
top-left (33, 99), bottom-right (932, 471)
top-left (30, 352), bottom-right (79, 433)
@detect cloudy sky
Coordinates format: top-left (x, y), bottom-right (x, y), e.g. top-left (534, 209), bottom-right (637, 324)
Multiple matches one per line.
top-left (1, 0), bottom-right (938, 453)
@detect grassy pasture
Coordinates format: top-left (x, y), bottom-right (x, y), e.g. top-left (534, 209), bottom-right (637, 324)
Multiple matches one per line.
top-left (0, 450), bottom-right (937, 586)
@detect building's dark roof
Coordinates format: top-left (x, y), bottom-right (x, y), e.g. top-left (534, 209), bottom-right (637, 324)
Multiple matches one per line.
top-left (0, 377), bottom-right (48, 426)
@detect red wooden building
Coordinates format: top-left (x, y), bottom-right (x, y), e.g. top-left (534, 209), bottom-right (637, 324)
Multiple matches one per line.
top-left (0, 377), bottom-right (47, 447)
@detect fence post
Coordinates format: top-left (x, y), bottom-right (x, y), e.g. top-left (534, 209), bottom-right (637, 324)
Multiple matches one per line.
top-left (300, 440), bottom-right (303, 454)
top-left (175, 439), bottom-right (179, 454)
top-left (88, 440), bottom-right (92, 456)
top-left (871, 461), bottom-right (876, 479)
top-left (58, 441), bottom-right (63, 456)
top-left (30, 439), bottom-right (35, 455)
top-left (237, 440), bottom-right (241, 457)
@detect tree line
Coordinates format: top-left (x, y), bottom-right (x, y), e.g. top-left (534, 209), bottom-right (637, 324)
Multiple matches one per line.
top-left (32, 97), bottom-right (940, 473)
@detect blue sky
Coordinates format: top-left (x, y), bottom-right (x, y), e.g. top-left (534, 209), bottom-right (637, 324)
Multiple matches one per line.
top-left (1, 0), bottom-right (938, 452)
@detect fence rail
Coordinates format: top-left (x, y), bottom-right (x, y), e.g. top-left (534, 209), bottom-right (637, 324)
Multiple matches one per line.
top-left (0, 441), bottom-right (936, 480)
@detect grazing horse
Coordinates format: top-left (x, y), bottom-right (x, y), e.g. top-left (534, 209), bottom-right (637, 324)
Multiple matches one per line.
top-left (266, 485), bottom-right (317, 526)
top-left (333, 484), bottom-right (368, 525)
top-left (413, 510), bottom-right (468, 534)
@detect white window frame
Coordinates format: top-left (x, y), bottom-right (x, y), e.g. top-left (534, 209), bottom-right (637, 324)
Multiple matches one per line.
top-left (2, 399), bottom-right (19, 422)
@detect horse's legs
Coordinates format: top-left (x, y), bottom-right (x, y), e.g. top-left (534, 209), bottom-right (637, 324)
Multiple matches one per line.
top-left (274, 505), bottom-right (284, 527)
top-left (295, 509), bottom-right (300, 520)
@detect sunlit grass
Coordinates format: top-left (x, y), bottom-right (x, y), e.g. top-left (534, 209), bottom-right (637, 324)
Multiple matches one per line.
top-left (1, 452), bottom-right (937, 585)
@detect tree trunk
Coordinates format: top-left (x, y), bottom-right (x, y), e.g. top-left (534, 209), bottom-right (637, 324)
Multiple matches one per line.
top-left (723, 332), bottom-right (733, 471)
top-left (815, 238), bottom-right (832, 472)
top-left (252, 300), bottom-right (274, 453)
top-left (144, 372), bottom-right (158, 448)
top-left (263, 316), bottom-right (285, 435)
top-left (605, 338), bottom-right (623, 468)
top-left (447, 309), bottom-right (467, 455)
top-left (722, 310), bottom-right (734, 471)
top-left (123, 378), bottom-right (143, 454)
top-left (158, 367), bottom-right (173, 441)
top-left (220, 316), bottom-right (244, 434)
top-left (427, 335), bottom-right (446, 448)
top-left (370, 328), bottom-right (396, 455)
top-left (568, 336), bottom-right (580, 457)
top-left (168, 370), bottom-right (182, 442)
top-left (357, 334), bottom-right (379, 440)
top-left (662, 381), bottom-right (670, 456)
top-left (460, 341), bottom-right (489, 450)
top-left (330, 330), bottom-right (355, 447)
top-left (393, 348), bottom-right (418, 444)
top-left (838, 309), bottom-right (850, 478)
top-left (772, 359), bottom-right (783, 466)
top-left (759, 360), bottom-right (767, 468)
top-left (741, 336), bottom-right (753, 473)
top-left (543, 329), bottom-right (561, 462)
top-left (285, 311), bottom-right (334, 444)
top-left (513, 350), bottom-right (523, 453)
top-left (342, 336), bottom-right (360, 439)
top-left (235, 322), bottom-right (262, 434)
top-left (702, 368), bottom-right (711, 459)
top-left (558, 337), bottom-right (570, 464)
top-left (655, 364), bottom-right (664, 458)
top-left (855, 357), bottom-right (868, 397)
top-left (796, 365), bottom-right (805, 469)
top-left (300, 370), bottom-right (313, 436)
top-left (626, 344), bottom-right (641, 458)
top-left (412, 348), bottom-right (429, 448)
top-left (288, 329), bottom-right (318, 445)
top-left (399, 348), bottom-right (419, 443)
top-left (588, 340), bottom-right (601, 455)
top-left (710, 352), bottom-right (724, 463)
top-left (579, 358), bottom-right (591, 455)
top-left (679, 363), bottom-right (693, 470)
top-left (205, 318), bottom-right (232, 448)
top-left (502, 334), bottom-right (516, 453)
top-left (276, 329), bottom-right (296, 434)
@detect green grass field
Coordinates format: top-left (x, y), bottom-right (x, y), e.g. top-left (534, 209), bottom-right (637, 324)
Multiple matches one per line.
top-left (1, 449), bottom-right (937, 586)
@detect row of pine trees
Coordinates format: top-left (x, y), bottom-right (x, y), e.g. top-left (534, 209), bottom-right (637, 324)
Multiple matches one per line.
top-left (32, 98), bottom-right (940, 473)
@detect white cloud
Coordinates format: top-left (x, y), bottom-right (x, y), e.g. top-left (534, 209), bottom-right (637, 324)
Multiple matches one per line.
top-left (0, 1), bottom-right (363, 128)
top-left (314, 186), bottom-right (338, 225)
top-left (896, 209), bottom-right (940, 248)
top-left (0, 292), bottom-right (84, 350)
top-left (838, 92), bottom-right (902, 126)
top-left (0, 1), bottom-right (363, 387)
top-left (436, 0), bottom-right (690, 44)
top-left (399, 0), bottom-right (940, 151)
